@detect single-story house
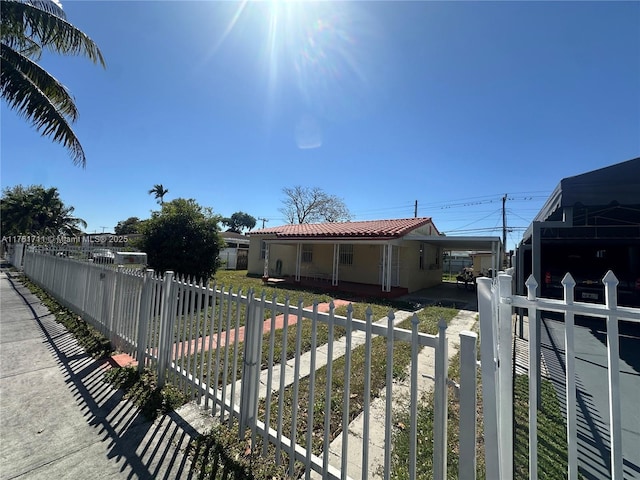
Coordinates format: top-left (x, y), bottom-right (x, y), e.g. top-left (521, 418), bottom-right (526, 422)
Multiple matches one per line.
top-left (219, 231), bottom-right (250, 270)
top-left (248, 218), bottom-right (502, 297)
top-left (515, 156), bottom-right (640, 307)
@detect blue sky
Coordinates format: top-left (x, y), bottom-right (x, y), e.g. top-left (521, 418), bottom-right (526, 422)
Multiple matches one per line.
top-left (2, 1), bottom-right (639, 251)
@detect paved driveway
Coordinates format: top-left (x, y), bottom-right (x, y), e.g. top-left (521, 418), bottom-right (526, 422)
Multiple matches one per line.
top-left (540, 316), bottom-right (640, 480)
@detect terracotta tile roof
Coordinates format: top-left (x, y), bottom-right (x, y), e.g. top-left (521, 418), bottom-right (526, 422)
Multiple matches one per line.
top-left (250, 218), bottom-right (437, 239)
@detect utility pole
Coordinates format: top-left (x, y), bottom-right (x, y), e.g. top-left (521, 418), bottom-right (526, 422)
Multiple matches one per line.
top-left (502, 194), bottom-right (507, 267)
top-left (414, 200), bottom-right (418, 218)
top-left (258, 217), bottom-right (269, 229)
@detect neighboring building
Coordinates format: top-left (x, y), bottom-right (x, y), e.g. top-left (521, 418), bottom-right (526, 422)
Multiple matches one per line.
top-left (515, 157), bottom-right (640, 307)
top-left (470, 252), bottom-right (495, 275)
top-left (443, 251), bottom-right (473, 275)
top-left (219, 231), bottom-right (250, 270)
top-left (248, 218), bottom-right (502, 296)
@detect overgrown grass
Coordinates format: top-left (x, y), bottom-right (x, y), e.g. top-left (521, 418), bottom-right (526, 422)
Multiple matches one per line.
top-left (259, 306), bottom-right (459, 476)
top-left (188, 423), bottom-right (292, 480)
top-left (213, 270), bottom-right (423, 312)
top-left (213, 270), bottom-right (333, 306)
top-left (390, 338), bottom-right (575, 479)
top-left (389, 348), bottom-right (486, 479)
top-left (180, 298), bottom-right (392, 391)
top-left (185, 299), bottom-right (412, 479)
top-left (103, 366), bottom-right (189, 420)
top-left (18, 274), bottom-right (113, 359)
top-left (514, 374), bottom-right (581, 479)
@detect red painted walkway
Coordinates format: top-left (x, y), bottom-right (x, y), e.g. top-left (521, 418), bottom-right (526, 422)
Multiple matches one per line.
top-left (110, 299), bottom-right (352, 368)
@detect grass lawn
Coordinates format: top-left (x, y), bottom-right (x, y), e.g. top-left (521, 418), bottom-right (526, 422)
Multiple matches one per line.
top-left (178, 279), bottom-right (395, 391)
top-left (514, 374), bottom-right (581, 479)
top-left (389, 336), bottom-right (575, 479)
top-left (213, 270), bottom-right (333, 306)
top-left (259, 306), bottom-right (459, 476)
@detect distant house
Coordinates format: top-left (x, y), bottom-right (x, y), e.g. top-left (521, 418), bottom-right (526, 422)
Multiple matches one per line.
top-left (470, 251), bottom-right (495, 275)
top-left (248, 218), bottom-right (502, 297)
top-left (219, 231), bottom-right (250, 270)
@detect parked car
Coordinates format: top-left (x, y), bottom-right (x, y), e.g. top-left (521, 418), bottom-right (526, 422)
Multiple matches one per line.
top-left (540, 245), bottom-right (640, 309)
top-left (90, 248), bottom-right (115, 264)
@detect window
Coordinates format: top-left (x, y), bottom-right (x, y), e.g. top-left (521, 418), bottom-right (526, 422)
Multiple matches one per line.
top-left (302, 244), bottom-right (313, 263)
top-left (339, 244), bottom-right (354, 266)
top-left (260, 240), bottom-right (267, 259)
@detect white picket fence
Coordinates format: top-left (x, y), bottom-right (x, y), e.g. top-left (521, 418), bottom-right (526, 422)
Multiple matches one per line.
top-left (4, 243), bottom-right (25, 269)
top-left (21, 248), bottom-right (480, 480)
top-left (477, 271), bottom-right (640, 480)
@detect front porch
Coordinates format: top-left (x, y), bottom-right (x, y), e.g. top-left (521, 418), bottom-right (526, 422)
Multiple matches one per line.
top-left (263, 275), bottom-right (409, 299)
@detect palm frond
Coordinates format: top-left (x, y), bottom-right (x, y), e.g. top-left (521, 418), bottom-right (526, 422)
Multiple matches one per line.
top-left (23, 0), bottom-right (66, 18)
top-left (1, 0), bottom-right (105, 67)
top-left (1, 43), bottom-right (85, 166)
top-left (1, 42), bottom-right (77, 119)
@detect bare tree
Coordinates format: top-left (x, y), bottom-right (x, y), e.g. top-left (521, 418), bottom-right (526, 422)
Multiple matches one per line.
top-left (279, 186), bottom-right (351, 224)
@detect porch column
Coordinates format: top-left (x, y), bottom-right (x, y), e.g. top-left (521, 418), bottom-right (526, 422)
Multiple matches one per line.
top-left (295, 243), bottom-right (302, 281)
top-left (263, 243), bottom-right (270, 278)
top-left (332, 244), bottom-right (339, 286)
top-left (386, 244), bottom-right (393, 292)
top-left (381, 243), bottom-right (393, 292)
top-left (380, 245), bottom-right (387, 292)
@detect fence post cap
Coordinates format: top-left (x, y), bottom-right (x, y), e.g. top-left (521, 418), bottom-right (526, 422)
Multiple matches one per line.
top-left (459, 330), bottom-right (478, 339)
top-left (602, 270), bottom-right (619, 286)
top-left (525, 274), bottom-right (538, 289)
top-left (561, 272), bottom-right (576, 287)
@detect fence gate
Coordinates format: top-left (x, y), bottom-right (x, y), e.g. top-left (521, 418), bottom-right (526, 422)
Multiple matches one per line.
top-left (236, 249), bottom-right (248, 270)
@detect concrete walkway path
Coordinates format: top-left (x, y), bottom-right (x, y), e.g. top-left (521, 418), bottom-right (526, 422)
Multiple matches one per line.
top-left (0, 270), bottom-right (203, 480)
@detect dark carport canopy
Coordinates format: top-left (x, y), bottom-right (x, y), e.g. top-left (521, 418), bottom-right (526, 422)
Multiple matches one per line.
top-left (523, 156), bottom-right (640, 242)
top-left (517, 156), bottom-right (640, 296)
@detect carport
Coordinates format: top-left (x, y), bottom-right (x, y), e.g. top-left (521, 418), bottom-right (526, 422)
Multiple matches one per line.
top-left (515, 157), bottom-right (640, 302)
top-left (417, 235), bottom-right (503, 278)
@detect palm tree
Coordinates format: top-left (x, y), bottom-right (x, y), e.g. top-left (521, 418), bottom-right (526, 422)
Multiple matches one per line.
top-left (148, 184), bottom-right (169, 205)
top-left (1, 0), bottom-right (105, 167)
top-left (1, 185), bottom-right (87, 237)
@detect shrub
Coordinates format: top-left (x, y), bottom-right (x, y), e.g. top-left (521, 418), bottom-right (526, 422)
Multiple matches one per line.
top-left (140, 198), bottom-right (224, 281)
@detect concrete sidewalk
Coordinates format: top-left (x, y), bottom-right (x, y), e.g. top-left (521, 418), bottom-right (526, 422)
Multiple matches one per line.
top-left (0, 270), bottom-right (209, 480)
